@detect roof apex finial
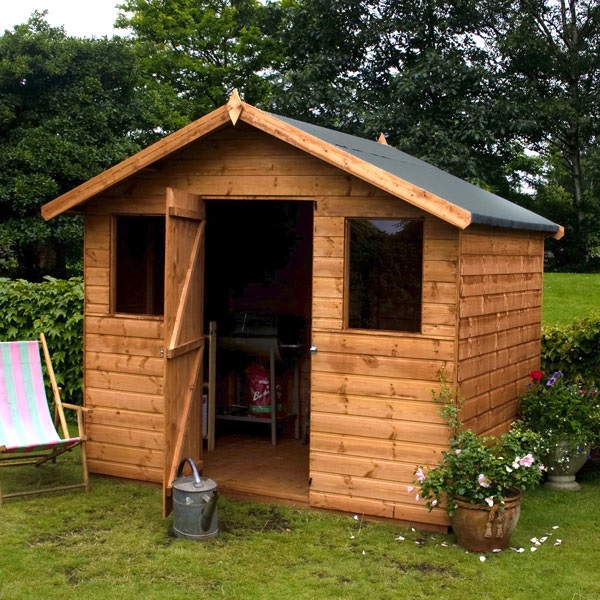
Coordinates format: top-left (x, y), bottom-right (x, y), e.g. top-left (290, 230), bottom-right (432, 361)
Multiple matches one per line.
top-left (377, 132), bottom-right (388, 145)
top-left (227, 89), bottom-right (244, 125)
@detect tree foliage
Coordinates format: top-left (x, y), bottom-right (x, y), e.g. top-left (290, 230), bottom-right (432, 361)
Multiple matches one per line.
top-left (0, 14), bottom-right (158, 279)
top-left (2, 1), bottom-right (600, 278)
top-left (116, 0), bottom-right (282, 125)
top-left (480, 0), bottom-right (600, 269)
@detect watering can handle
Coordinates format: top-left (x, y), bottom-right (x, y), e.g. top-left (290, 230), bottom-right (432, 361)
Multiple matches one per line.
top-left (176, 457), bottom-right (202, 486)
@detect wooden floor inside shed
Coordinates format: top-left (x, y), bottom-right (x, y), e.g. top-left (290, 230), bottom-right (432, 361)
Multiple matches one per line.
top-left (202, 434), bottom-right (310, 506)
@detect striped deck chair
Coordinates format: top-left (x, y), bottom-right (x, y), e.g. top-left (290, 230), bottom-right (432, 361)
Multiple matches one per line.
top-left (0, 333), bottom-right (91, 505)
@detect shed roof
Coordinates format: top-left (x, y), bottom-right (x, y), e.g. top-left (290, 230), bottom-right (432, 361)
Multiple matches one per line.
top-left (41, 91), bottom-right (563, 239)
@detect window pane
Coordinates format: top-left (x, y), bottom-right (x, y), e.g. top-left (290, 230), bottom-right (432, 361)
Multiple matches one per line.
top-left (115, 216), bottom-right (165, 315)
top-left (348, 219), bottom-right (423, 332)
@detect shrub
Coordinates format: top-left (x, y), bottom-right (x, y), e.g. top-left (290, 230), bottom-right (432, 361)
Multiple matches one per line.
top-left (541, 312), bottom-right (600, 383)
top-left (0, 277), bottom-right (83, 405)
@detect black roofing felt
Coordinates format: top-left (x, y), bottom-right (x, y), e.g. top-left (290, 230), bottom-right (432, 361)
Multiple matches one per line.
top-left (273, 114), bottom-right (560, 235)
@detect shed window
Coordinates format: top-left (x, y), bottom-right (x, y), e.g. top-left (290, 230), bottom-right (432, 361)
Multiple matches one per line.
top-left (347, 219), bottom-right (423, 332)
top-left (114, 216), bottom-right (165, 315)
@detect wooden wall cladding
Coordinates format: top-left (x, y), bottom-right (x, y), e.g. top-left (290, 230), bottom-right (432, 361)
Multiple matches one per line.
top-left (78, 123), bottom-right (546, 528)
top-left (458, 227), bottom-right (545, 436)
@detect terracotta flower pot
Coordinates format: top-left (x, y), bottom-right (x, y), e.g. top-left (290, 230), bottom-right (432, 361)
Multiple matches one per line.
top-left (450, 489), bottom-right (522, 552)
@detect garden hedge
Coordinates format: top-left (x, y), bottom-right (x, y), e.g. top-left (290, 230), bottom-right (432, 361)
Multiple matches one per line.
top-left (541, 312), bottom-right (600, 384)
top-left (0, 277), bottom-right (83, 405)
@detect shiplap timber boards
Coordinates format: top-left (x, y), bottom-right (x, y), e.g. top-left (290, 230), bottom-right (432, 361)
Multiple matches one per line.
top-left (311, 372), bottom-right (451, 402)
top-left (310, 432), bottom-right (446, 464)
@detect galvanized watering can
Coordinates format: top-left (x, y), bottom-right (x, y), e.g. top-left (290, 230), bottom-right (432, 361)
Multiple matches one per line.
top-left (172, 458), bottom-right (219, 540)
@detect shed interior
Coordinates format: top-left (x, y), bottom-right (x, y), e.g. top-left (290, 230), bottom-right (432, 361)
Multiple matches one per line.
top-left (203, 200), bottom-right (313, 446)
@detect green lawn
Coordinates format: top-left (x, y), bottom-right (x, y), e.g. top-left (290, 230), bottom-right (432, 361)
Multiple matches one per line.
top-left (1, 274), bottom-right (600, 598)
top-left (1, 449), bottom-right (600, 599)
top-left (543, 272), bottom-right (600, 325)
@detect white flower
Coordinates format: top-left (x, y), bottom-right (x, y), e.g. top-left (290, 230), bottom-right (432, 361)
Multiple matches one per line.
top-left (395, 536), bottom-right (405, 541)
top-left (479, 556), bottom-right (486, 562)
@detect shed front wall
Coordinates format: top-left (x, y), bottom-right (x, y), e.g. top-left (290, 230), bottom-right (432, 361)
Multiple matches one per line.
top-left (80, 123), bottom-right (458, 526)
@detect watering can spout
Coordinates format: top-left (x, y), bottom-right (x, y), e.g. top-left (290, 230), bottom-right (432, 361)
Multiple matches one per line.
top-left (201, 489), bottom-right (219, 532)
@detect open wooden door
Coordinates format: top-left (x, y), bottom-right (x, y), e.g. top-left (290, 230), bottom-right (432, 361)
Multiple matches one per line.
top-left (163, 188), bottom-right (206, 516)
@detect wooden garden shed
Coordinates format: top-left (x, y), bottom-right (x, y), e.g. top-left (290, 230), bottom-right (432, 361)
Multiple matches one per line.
top-left (42, 91), bottom-right (562, 528)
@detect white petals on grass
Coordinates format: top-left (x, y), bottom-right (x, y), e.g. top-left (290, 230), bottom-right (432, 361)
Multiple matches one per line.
top-left (479, 556), bottom-right (486, 562)
top-left (395, 535), bottom-right (405, 542)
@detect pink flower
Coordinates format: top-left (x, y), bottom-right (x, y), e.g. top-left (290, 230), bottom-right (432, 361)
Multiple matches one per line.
top-left (455, 449), bottom-right (462, 455)
top-left (519, 453), bottom-right (535, 467)
top-left (478, 474), bottom-right (491, 488)
top-left (415, 467), bottom-right (426, 483)
top-left (485, 497), bottom-right (494, 507)
top-left (431, 499), bottom-right (438, 507)
top-left (407, 485), bottom-right (414, 493)
top-left (415, 494), bottom-right (420, 501)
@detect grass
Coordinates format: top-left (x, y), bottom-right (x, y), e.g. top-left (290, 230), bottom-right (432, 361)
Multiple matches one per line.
top-left (1, 273), bottom-right (599, 598)
top-left (543, 272), bottom-right (600, 325)
top-left (1, 450), bottom-right (600, 599)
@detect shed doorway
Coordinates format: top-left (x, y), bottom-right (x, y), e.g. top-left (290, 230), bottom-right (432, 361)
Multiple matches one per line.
top-left (202, 200), bottom-right (313, 504)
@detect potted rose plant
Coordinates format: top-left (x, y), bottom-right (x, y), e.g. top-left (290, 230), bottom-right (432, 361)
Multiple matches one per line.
top-left (519, 371), bottom-right (600, 490)
top-left (412, 378), bottom-right (544, 552)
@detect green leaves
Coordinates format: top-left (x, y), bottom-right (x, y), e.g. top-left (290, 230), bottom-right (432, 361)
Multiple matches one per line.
top-left (0, 277), bottom-right (83, 406)
top-left (541, 313), bottom-right (600, 383)
top-left (520, 371), bottom-right (600, 450)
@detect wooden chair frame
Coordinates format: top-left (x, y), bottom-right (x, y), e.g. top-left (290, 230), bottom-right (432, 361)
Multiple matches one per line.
top-left (0, 333), bottom-right (91, 505)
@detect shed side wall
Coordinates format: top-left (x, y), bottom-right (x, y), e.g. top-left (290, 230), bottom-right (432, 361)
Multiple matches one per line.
top-left (457, 226), bottom-right (545, 437)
